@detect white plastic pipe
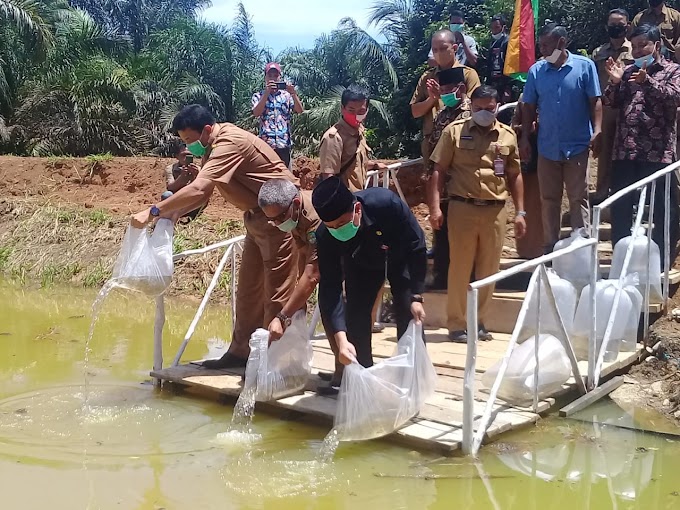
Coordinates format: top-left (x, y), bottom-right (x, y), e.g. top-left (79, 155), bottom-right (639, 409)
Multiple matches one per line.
top-left (153, 295), bottom-right (165, 388)
top-left (644, 181), bottom-right (656, 339)
top-left (533, 269), bottom-right (541, 413)
top-left (172, 245), bottom-right (234, 367)
top-left (462, 288), bottom-right (479, 455)
top-left (173, 235), bottom-right (245, 261)
top-left (588, 207), bottom-right (602, 390)
top-left (664, 173), bottom-right (671, 308)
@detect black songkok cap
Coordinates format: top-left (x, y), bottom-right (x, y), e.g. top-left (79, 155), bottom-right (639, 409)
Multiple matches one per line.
top-left (312, 176), bottom-right (355, 222)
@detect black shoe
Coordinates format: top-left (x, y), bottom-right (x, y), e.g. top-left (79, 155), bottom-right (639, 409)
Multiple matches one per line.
top-left (316, 384), bottom-right (340, 396)
top-left (478, 324), bottom-right (493, 341)
top-left (372, 322), bottom-right (385, 333)
top-left (317, 371), bottom-right (333, 382)
top-left (202, 352), bottom-right (248, 369)
top-left (448, 330), bottom-right (468, 343)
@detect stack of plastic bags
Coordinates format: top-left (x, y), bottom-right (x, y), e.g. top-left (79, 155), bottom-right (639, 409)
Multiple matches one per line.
top-left (482, 334), bottom-right (572, 406)
top-left (110, 219), bottom-right (174, 297)
top-left (333, 321), bottom-right (437, 442)
top-left (610, 227), bottom-right (663, 304)
top-left (552, 227), bottom-right (592, 290)
top-left (570, 274), bottom-right (643, 361)
top-left (242, 311), bottom-right (313, 402)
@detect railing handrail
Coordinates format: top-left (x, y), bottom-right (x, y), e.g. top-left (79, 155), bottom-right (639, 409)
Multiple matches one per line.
top-left (173, 235), bottom-right (246, 261)
top-left (469, 237), bottom-right (598, 291)
top-left (596, 160), bottom-right (680, 210)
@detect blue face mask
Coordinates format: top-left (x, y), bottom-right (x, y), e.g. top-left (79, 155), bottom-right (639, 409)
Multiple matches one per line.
top-left (450, 23), bottom-right (463, 33)
top-left (634, 53), bottom-right (655, 68)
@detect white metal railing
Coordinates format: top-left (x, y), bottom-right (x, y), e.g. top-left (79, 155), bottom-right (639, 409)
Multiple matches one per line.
top-left (463, 241), bottom-right (594, 455)
top-left (365, 158), bottom-right (422, 202)
top-left (462, 160), bottom-right (679, 456)
top-left (152, 235), bottom-right (245, 387)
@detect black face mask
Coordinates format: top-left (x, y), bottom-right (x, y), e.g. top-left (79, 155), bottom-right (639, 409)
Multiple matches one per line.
top-left (607, 24), bottom-right (627, 39)
top-left (649, 0), bottom-right (663, 7)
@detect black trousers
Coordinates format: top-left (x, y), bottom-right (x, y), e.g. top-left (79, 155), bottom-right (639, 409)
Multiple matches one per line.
top-left (274, 147), bottom-right (292, 168)
top-left (431, 200), bottom-right (449, 287)
top-left (610, 160), bottom-right (680, 269)
top-left (344, 257), bottom-right (419, 368)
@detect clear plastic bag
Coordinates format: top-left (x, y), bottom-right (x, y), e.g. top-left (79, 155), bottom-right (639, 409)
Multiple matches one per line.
top-left (111, 219), bottom-right (174, 296)
top-left (482, 334), bottom-right (572, 406)
top-left (571, 275), bottom-right (643, 361)
top-left (242, 311), bottom-right (313, 402)
top-left (610, 228), bottom-right (663, 304)
top-left (553, 227), bottom-right (592, 289)
top-left (522, 269), bottom-right (578, 339)
top-left (334, 321), bottom-right (437, 442)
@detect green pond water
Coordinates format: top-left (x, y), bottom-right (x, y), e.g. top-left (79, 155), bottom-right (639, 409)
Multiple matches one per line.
top-left (1, 283), bottom-right (680, 510)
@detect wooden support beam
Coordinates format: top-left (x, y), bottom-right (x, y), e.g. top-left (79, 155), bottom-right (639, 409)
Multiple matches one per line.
top-left (558, 376), bottom-right (624, 417)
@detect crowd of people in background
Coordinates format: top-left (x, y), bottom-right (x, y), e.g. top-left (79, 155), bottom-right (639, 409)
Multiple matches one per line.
top-left (146, 0), bottom-right (680, 390)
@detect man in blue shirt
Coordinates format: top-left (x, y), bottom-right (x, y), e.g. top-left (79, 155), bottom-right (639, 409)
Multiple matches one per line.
top-left (520, 23), bottom-right (603, 253)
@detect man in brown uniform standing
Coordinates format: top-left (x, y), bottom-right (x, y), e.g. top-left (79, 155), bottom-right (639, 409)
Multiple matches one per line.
top-left (319, 84), bottom-right (385, 191)
top-left (632, 0), bottom-right (680, 61)
top-left (132, 104), bottom-right (298, 369)
top-left (430, 86), bottom-right (525, 342)
top-left (592, 9), bottom-right (635, 202)
top-left (411, 29), bottom-right (481, 163)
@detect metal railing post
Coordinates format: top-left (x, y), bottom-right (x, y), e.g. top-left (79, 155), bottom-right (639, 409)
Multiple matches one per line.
top-left (231, 241), bottom-right (240, 335)
top-left (153, 295), bottom-right (165, 388)
top-left (588, 207), bottom-right (601, 390)
top-left (644, 181), bottom-right (656, 339)
top-left (664, 173), bottom-right (671, 309)
top-left (462, 288), bottom-right (479, 456)
top-left (533, 268), bottom-right (541, 413)
top-left (172, 245), bottom-right (234, 366)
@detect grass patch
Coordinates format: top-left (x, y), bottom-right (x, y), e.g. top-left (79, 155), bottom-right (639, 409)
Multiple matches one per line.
top-left (0, 245), bottom-right (12, 270)
top-left (172, 232), bottom-right (203, 254)
top-left (215, 219), bottom-right (243, 238)
top-left (83, 262), bottom-right (110, 288)
top-left (40, 263), bottom-right (81, 288)
top-left (85, 153), bottom-right (114, 164)
top-left (88, 209), bottom-right (111, 226)
top-left (56, 209), bottom-right (78, 224)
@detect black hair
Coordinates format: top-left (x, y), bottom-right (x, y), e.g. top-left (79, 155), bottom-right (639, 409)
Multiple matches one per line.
top-left (630, 23), bottom-right (661, 43)
top-left (171, 104), bottom-right (215, 135)
top-left (341, 84), bottom-right (370, 107)
top-left (608, 8), bottom-right (630, 22)
top-left (538, 22), bottom-right (568, 40)
top-left (449, 9), bottom-right (464, 20)
top-left (491, 14), bottom-right (506, 26)
top-left (471, 85), bottom-right (500, 102)
top-left (168, 138), bottom-right (186, 156)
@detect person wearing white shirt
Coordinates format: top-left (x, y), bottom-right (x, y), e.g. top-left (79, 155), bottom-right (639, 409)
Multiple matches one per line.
top-left (427, 10), bottom-right (479, 68)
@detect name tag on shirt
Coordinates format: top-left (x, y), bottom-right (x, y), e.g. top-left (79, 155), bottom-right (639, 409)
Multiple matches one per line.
top-left (461, 135), bottom-right (473, 141)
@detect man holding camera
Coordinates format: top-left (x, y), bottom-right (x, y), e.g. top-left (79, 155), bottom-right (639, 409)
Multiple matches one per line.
top-left (251, 62), bottom-right (304, 168)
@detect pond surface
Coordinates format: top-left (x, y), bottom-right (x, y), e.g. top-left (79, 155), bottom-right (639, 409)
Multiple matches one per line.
top-left (1, 283), bottom-right (680, 509)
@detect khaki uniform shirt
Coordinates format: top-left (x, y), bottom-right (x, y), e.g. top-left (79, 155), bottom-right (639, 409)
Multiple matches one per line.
top-left (592, 40), bottom-right (634, 94)
top-left (319, 118), bottom-right (370, 192)
top-left (199, 123), bottom-right (298, 212)
top-left (410, 64), bottom-right (481, 137)
top-left (632, 6), bottom-right (680, 58)
top-left (291, 190), bottom-right (321, 266)
top-left (430, 118), bottom-right (521, 201)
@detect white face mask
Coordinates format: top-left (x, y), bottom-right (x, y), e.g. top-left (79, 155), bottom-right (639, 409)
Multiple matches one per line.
top-left (545, 48), bottom-right (563, 64)
top-left (356, 112), bottom-right (367, 122)
top-left (472, 109), bottom-right (496, 127)
top-left (491, 32), bottom-right (504, 41)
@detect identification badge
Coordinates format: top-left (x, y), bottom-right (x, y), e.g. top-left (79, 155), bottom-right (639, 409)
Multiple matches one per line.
top-left (493, 146), bottom-right (505, 176)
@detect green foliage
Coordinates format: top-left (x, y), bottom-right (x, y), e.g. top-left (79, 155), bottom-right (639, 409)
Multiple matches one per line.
top-left (88, 208), bottom-right (111, 226)
top-left (82, 261), bottom-right (109, 287)
top-left (0, 0), bottom-right (656, 159)
top-left (0, 244), bottom-right (12, 269)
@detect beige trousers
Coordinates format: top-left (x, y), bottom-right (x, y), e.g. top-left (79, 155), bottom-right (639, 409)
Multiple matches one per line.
top-left (447, 201), bottom-right (507, 331)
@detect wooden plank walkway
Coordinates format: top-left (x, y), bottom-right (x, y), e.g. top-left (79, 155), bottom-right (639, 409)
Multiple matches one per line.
top-left (151, 326), bottom-right (649, 455)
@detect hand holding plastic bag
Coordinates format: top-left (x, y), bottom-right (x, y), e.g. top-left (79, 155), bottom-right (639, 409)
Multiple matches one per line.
top-left (334, 321), bottom-right (437, 442)
top-left (242, 311), bottom-right (313, 402)
top-left (110, 219), bottom-right (174, 296)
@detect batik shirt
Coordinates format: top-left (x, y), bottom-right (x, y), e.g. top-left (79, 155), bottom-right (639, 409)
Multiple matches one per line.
top-left (251, 90), bottom-right (295, 149)
top-left (604, 58), bottom-right (680, 164)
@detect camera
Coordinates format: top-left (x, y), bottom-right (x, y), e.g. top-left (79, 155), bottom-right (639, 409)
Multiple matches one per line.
top-left (276, 82), bottom-right (287, 90)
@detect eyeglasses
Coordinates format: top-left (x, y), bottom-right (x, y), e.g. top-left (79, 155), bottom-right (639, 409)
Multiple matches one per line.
top-left (265, 203), bottom-right (292, 225)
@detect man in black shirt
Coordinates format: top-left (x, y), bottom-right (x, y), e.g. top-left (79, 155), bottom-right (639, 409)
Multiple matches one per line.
top-left (487, 14), bottom-right (512, 104)
top-left (312, 177), bottom-right (427, 385)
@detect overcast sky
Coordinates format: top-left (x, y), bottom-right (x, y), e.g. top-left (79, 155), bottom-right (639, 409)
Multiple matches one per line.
top-left (201, 0), bottom-right (382, 55)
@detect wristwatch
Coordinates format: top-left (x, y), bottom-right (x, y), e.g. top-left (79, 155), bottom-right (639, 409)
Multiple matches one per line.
top-left (411, 294), bottom-right (425, 304)
top-left (276, 312), bottom-right (292, 328)
top-left (516, 210), bottom-right (527, 217)
top-left (150, 205), bottom-right (161, 217)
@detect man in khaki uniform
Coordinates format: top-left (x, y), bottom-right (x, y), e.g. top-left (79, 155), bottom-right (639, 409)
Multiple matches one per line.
top-left (592, 9), bottom-right (635, 201)
top-left (319, 84), bottom-right (385, 191)
top-left (632, 0), bottom-right (680, 61)
top-left (430, 86), bottom-right (526, 343)
top-left (132, 104), bottom-right (299, 369)
top-left (411, 29), bottom-right (481, 162)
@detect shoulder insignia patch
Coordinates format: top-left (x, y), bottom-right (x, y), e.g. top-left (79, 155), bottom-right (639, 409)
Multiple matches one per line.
top-left (307, 231), bottom-right (317, 245)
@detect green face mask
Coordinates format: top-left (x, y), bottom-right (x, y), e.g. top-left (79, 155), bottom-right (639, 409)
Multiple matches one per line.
top-left (441, 92), bottom-right (461, 108)
top-left (328, 209), bottom-right (360, 242)
top-left (187, 139), bottom-right (207, 157)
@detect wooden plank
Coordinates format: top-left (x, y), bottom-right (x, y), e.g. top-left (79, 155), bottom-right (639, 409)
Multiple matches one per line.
top-left (559, 376), bottom-right (625, 417)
